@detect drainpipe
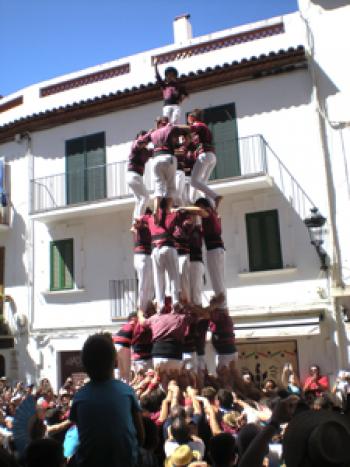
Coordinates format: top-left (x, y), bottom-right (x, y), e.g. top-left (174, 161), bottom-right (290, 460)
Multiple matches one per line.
top-left (299, 2), bottom-right (348, 369)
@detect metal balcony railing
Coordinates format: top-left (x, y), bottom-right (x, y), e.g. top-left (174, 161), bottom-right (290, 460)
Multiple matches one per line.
top-left (109, 278), bottom-right (138, 319)
top-left (30, 135), bottom-right (315, 220)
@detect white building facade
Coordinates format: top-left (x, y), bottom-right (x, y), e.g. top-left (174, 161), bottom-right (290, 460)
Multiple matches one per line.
top-left (0, 0), bottom-right (349, 388)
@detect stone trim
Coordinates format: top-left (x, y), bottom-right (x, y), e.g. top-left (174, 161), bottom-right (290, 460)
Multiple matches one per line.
top-left (152, 23), bottom-right (284, 65)
top-left (0, 96), bottom-right (23, 114)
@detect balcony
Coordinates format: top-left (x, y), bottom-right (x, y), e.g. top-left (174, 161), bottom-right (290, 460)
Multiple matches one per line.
top-left (30, 135), bottom-right (315, 222)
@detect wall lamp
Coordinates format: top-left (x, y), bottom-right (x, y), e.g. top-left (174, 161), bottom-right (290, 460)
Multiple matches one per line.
top-left (304, 207), bottom-right (328, 271)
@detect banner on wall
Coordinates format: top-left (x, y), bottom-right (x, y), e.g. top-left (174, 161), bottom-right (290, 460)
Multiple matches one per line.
top-left (236, 340), bottom-right (298, 388)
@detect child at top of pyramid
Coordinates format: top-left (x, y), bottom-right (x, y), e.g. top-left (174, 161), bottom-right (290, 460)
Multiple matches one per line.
top-left (154, 58), bottom-right (188, 124)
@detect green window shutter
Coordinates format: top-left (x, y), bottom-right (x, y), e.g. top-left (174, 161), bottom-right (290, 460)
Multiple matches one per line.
top-left (204, 103), bottom-right (240, 179)
top-left (66, 132), bottom-right (106, 205)
top-left (50, 239), bottom-right (74, 290)
top-left (85, 133), bottom-right (106, 201)
top-left (246, 210), bottom-right (283, 272)
top-left (66, 137), bottom-right (85, 205)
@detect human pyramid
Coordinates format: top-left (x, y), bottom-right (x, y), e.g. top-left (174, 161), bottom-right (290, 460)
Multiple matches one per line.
top-left (114, 61), bottom-right (236, 386)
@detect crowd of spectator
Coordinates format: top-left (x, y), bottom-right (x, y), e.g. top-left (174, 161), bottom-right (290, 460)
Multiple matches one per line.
top-left (0, 333), bottom-right (349, 466)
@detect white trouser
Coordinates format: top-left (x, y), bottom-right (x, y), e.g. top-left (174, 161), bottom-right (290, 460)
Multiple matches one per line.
top-left (153, 357), bottom-right (183, 372)
top-left (134, 253), bottom-right (154, 312)
top-left (191, 151), bottom-right (218, 202)
top-left (178, 254), bottom-right (190, 303)
top-left (153, 154), bottom-right (177, 198)
top-left (197, 355), bottom-right (207, 371)
top-left (190, 261), bottom-right (204, 306)
top-left (216, 352), bottom-right (239, 370)
top-left (163, 104), bottom-right (181, 124)
top-left (183, 176), bottom-right (197, 205)
top-left (152, 246), bottom-right (180, 309)
top-left (206, 248), bottom-right (227, 307)
top-left (174, 170), bottom-right (186, 206)
top-left (127, 171), bottom-right (149, 219)
top-left (183, 352), bottom-right (198, 371)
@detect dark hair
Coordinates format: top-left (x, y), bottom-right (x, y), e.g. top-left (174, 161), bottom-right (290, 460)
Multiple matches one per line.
top-left (217, 389), bottom-right (233, 410)
top-left (142, 416), bottom-right (159, 451)
top-left (236, 423), bottom-right (262, 457)
top-left (195, 197), bottom-right (211, 209)
top-left (170, 405), bottom-right (186, 419)
top-left (210, 433), bottom-right (236, 465)
top-left (140, 388), bottom-right (166, 413)
top-left (127, 312), bottom-right (137, 321)
top-left (145, 207), bottom-right (153, 215)
top-left (82, 333), bottom-right (115, 382)
top-left (170, 416), bottom-right (191, 444)
top-left (28, 415), bottom-right (46, 442)
top-left (165, 66), bottom-right (178, 78)
top-left (0, 446), bottom-right (19, 467)
top-left (201, 386), bottom-right (217, 403)
top-left (25, 439), bottom-right (64, 467)
top-left (156, 197), bottom-right (168, 227)
top-left (136, 130), bottom-right (147, 139)
top-left (188, 108), bottom-right (203, 121)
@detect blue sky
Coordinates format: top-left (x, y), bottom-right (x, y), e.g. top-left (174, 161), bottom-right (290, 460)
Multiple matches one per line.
top-left (0, 0), bottom-right (298, 97)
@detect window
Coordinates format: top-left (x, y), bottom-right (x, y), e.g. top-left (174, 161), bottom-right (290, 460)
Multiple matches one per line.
top-left (66, 132), bottom-right (106, 205)
top-left (203, 103), bottom-right (240, 179)
top-left (246, 210), bottom-right (283, 272)
top-left (50, 239), bottom-right (74, 290)
top-left (109, 278), bottom-right (137, 319)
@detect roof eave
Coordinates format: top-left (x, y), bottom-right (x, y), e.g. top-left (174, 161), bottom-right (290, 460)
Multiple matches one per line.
top-left (0, 46), bottom-right (307, 144)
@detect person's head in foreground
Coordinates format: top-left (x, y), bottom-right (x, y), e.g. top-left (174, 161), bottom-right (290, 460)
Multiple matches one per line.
top-left (209, 433), bottom-right (237, 467)
top-left (82, 333), bottom-right (115, 382)
top-left (25, 439), bottom-right (65, 467)
top-left (283, 409), bottom-right (350, 467)
top-left (165, 445), bottom-right (201, 467)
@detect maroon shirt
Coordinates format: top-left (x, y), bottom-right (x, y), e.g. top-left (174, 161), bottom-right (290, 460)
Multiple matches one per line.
top-left (210, 309), bottom-right (235, 355)
top-left (155, 69), bottom-right (188, 105)
top-left (173, 210), bottom-right (194, 255)
top-left (202, 210), bottom-right (224, 251)
top-left (147, 211), bottom-right (181, 249)
top-left (134, 215), bottom-right (152, 255)
top-left (131, 322), bottom-right (153, 361)
top-left (190, 121), bottom-right (215, 154)
top-left (128, 140), bottom-right (153, 176)
top-left (112, 321), bottom-right (136, 349)
top-left (143, 312), bottom-right (190, 342)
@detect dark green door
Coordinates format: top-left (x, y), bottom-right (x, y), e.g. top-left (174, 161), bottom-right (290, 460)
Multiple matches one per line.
top-left (204, 103), bottom-right (240, 180)
top-left (66, 132), bottom-right (106, 205)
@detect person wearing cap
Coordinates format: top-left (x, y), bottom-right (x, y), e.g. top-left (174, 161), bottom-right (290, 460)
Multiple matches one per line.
top-left (187, 109), bottom-right (223, 210)
top-left (154, 59), bottom-right (188, 124)
top-left (165, 442), bottom-right (202, 467)
top-left (127, 131), bottom-right (153, 221)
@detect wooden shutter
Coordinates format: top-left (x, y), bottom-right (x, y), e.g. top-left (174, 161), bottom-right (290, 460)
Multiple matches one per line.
top-left (66, 137), bottom-right (85, 204)
top-left (204, 103), bottom-right (240, 179)
top-left (50, 239), bottom-right (74, 290)
top-left (85, 133), bottom-right (106, 201)
top-left (246, 210), bottom-right (283, 272)
top-left (66, 132), bottom-right (106, 204)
